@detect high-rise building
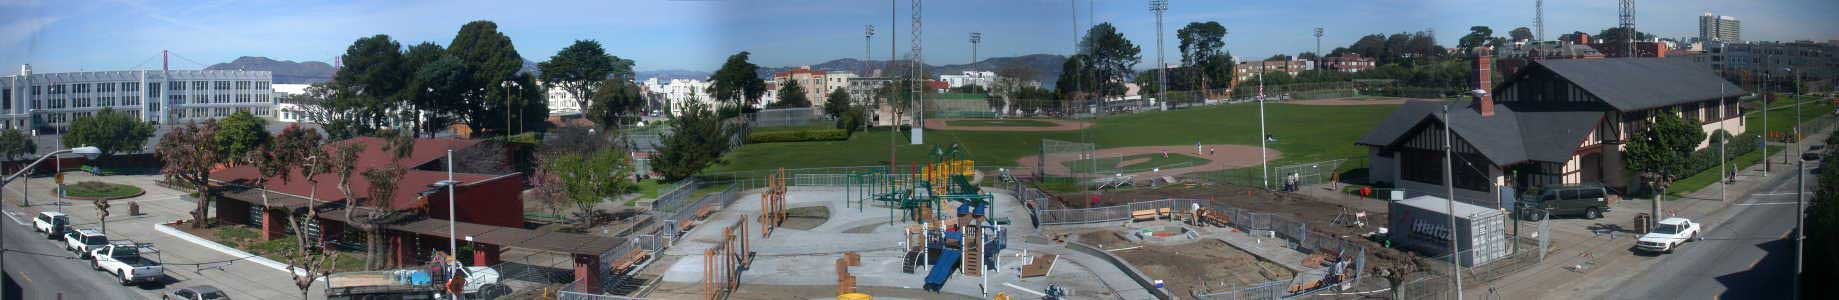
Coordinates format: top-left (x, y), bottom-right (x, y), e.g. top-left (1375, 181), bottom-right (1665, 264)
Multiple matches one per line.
top-left (1698, 13), bottom-right (1741, 43)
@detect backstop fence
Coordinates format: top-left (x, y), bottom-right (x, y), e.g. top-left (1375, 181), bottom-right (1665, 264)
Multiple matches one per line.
top-left (747, 107), bottom-right (822, 128)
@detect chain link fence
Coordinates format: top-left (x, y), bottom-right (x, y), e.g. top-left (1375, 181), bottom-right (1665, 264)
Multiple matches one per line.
top-left (747, 107), bottom-right (822, 128)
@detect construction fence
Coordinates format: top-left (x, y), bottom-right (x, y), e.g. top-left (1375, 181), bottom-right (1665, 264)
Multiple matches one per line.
top-left (1030, 198), bottom-right (1369, 299)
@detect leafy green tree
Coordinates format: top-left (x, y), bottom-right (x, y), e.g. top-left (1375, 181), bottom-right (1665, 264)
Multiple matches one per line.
top-left (402, 42), bottom-right (466, 137)
top-left (1078, 23), bottom-right (1141, 100)
top-left (652, 100), bottom-right (729, 181)
top-left (709, 51), bottom-right (768, 108)
top-left (0, 128), bottom-right (34, 161)
top-left (1508, 27), bottom-right (1535, 42)
top-left (547, 148), bottom-right (632, 225)
top-left (1624, 109), bottom-right (1706, 223)
top-left (157, 121), bottom-right (221, 228)
top-left (1054, 54), bottom-right (1092, 100)
top-left (1459, 26), bottom-right (1495, 48)
top-left (823, 87), bottom-right (852, 118)
top-left (62, 107), bottom-right (154, 157)
top-left (588, 79), bottom-right (645, 129)
top-left (448, 20), bottom-right (546, 136)
top-left (772, 80), bottom-right (810, 108)
top-left (1595, 27), bottom-right (1655, 44)
top-left (329, 35), bottom-right (406, 133)
top-left (1265, 53), bottom-right (1290, 61)
top-left (1177, 21), bottom-right (1232, 91)
top-left (212, 111), bottom-right (270, 163)
top-left (540, 40), bottom-right (634, 117)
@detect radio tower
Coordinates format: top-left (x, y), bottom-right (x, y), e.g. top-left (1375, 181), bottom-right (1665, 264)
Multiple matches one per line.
top-left (1619, 0), bottom-right (1636, 57)
top-left (909, 0), bottom-right (924, 144)
top-left (1536, 0), bottom-right (1545, 41)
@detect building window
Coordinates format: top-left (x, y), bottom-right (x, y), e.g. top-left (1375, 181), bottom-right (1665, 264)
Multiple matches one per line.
top-left (215, 81), bottom-right (231, 90)
top-left (100, 96), bottom-right (114, 107)
top-left (193, 81), bottom-right (208, 91)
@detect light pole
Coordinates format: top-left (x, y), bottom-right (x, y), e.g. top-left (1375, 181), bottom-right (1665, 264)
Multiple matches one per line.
top-left (1762, 62), bottom-right (1771, 174)
top-left (1720, 84), bottom-right (1727, 202)
top-left (1151, 0), bottom-right (1167, 111)
top-left (1314, 27), bottom-right (1324, 61)
top-left (969, 32), bottom-right (981, 65)
top-left (501, 80), bottom-right (519, 138)
top-left (866, 25), bottom-right (875, 77)
top-left (1258, 71), bottom-right (1269, 190)
top-left (1, 146), bottom-right (102, 298)
top-left (1443, 102), bottom-right (1465, 300)
top-left (1795, 158), bottom-right (1805, 300)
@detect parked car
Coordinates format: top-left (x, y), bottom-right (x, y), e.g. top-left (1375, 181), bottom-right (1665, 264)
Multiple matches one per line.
top-left (1517, 184), bottom-right (1614, 219)
top-left (64, 228), bottom-right (109, 257)
top-left (90, 241), bottom-right (164, 285)
top-left (1637, 218), bottom-right (1701, 253)
top-left (32, 211), bottom-right (69, 239)
top-left (162, 285), bottom-right (230, 300)
top-left (1806, 152), bottom-right (1823, 162)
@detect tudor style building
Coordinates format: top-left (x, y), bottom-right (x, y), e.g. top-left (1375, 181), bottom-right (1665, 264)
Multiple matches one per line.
top-left (1358, 55), bottom-right (1745, 207)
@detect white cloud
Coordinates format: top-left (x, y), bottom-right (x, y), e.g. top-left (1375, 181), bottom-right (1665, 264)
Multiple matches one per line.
top-left (0, 16), bottom-right (59, 48)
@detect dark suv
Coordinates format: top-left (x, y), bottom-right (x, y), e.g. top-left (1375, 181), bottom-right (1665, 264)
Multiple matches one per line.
top-left (1517, 184), bottom-right (1613, 219)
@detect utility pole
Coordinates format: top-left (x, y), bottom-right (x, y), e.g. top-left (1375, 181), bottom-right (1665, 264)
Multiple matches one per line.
top-left (1536, 0), bottom-right (1545, 41)
top-left (910, 0), bottom-right (924, 145)
top-left (1763, 65), bottom-right (1771, 174)
top-left (890, 0), bottom-right (897, 178)
top-left (1720, 84), bottom-right (1727, 202)
top-left (1442, 104), bottom-right (1464, 300)
top-left (1151, 0), bottom-right (1167, 111)
top-left (1796, 158), bottom-right (1805, 300)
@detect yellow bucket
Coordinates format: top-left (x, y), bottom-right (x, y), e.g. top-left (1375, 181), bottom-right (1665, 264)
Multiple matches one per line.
top-left (837, 293), bottom-right (873, 300)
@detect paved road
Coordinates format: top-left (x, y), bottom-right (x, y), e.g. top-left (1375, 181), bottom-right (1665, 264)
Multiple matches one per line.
top-left (1614, 161), bottom-right (1811, 299)
top-left (1, 210), bottom-right (151, 300)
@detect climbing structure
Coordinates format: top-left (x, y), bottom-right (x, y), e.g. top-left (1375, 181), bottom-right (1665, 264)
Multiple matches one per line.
top-left (759, 168), bottom-right (787, 238)
top-left (703, 216), bottom-right (751, 300)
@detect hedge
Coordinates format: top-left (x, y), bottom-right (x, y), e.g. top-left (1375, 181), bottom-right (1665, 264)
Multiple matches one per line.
top-left (746, 128), bottom-right (850, 143)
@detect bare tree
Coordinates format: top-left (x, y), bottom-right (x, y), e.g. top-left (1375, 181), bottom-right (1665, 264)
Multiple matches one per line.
top-left (156, 121), bottom-right (221, 228)
top-left (287, 135), bottom-right (335, 299)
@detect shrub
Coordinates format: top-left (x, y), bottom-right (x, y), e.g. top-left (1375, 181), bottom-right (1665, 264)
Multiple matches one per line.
top-left (746, 129), bottom-right (849, 143)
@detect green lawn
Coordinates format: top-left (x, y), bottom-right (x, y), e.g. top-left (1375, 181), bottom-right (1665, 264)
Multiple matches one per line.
top-left (945, 119), bottom-right (1060, 127)
top-left (1671, 145), bottom-right (1784, 197)
top-left (711, 101), bottom-right (1412, 172)
top-left (1745, 97), bottom-right (1833, 139)
top-left (61, 181), bottom-right (143, 199)
top-left (1062, 153), bottom-right (1211, 174)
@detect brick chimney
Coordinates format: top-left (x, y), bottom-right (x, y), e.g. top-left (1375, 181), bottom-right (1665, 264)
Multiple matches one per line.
top-left (1578, 33), bottom-right (1591, 45)
top-left (1474, 51), bottom-right (1496, 117)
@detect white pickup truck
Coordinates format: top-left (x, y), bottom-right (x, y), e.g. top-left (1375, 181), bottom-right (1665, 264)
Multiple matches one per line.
top-left (1637, 217), bottom-right (1701, 253)
top-left (90, 242), bottom-right (164, 285)
top-left (63, 228), bottom-right (109, 258)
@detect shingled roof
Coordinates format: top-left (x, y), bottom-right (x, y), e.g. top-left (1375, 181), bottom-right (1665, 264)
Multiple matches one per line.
top-left (1357, 101), bottom-right (1602, 166)
top-left (1499, 58), bottom-right (1745, 112)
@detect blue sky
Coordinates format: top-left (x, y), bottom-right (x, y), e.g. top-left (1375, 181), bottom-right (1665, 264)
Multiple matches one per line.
top-left (3, 0), bottom-right (1835, 74)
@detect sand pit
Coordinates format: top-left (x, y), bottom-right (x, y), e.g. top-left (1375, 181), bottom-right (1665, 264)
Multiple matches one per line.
top-left (924, 118), bottom-right (1091, 132)
top-left (1016, 144), bottom-right (1280, 178)
top-left (1289, 97), bottom-right (1437, 106)
top-left (1075, 230), bottom-right (1294, 298)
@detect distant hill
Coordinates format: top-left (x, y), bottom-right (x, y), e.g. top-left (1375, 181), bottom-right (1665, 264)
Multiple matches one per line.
top-left (758, 54), bottom-right (1066, 88)
top-left (206, 56), bottom-right (334, 84)
top-left (637, 70), bottom-right (712, 82)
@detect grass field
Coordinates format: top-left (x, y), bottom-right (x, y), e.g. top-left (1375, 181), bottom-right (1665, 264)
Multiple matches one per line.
top-left (711, 101), bottom-right (1414, 172)
top-left (944, 119), bottom-right (1061, 127)
top-left (1745, 97), bottom-right (1834, 138)
top-left (1671, 145), bottom-right (1784, 197)
top-left (1062, 153), bottom-right (1211, 174)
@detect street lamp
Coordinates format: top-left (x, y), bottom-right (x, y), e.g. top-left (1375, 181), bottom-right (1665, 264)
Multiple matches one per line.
top-left (1, 146), bottom-right (101, 297)
top-left (417, 149), bottom-right (461, 267)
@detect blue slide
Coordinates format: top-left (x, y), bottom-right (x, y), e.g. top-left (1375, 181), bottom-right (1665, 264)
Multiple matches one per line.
top-left (923, 249), bottom-right (961, 292)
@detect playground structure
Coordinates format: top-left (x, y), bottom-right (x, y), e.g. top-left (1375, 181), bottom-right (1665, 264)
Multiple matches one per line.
top-left (701, 216), bottom-right (752, 300)
top-left (760, 168), bottom-right (788, 238)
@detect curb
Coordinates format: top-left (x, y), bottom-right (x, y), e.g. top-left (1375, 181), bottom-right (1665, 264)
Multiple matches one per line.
top-left (154, 223), bottom-right (308, 277)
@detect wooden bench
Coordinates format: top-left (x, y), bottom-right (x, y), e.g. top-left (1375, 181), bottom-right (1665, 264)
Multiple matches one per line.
top-left (693, 204), bottom-right (717, 220)
top-left (677, 219), bottom-right (698, 233)
top-left (1199, 209), bottom-right (1231, 227)
top-left (1131, 208), bottom-right (1171, 221)
top-left (609, 250), bottom-right (651, 275)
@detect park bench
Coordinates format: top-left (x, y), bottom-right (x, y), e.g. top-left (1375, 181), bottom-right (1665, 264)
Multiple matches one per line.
top-left (194, 260), bottom-right (234, 275)
top-left (1130, 208), bottom-right (1170, 221)
top-left (609, 250), bottom-right (651, 275)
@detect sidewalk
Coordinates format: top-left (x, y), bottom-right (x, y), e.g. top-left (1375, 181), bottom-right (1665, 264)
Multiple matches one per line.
top-left (1, 172), bottom-right (322, 299)
top-left (1463, 123), bottom-right (1835, 299)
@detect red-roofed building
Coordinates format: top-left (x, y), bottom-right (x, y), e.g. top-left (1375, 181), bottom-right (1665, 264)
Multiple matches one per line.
top-left (211, 137), bottom-right (526, 266)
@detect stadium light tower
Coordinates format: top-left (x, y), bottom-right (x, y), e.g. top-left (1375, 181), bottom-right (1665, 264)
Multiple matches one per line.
top-left (865, 25), bottom-right (875, 76)
top-left (1151, 0), bottom-right (1168, 110)
top-left (1314, 27), bottom-right (1324, 59)
top-left (970, 32), bottom-right (982, 64)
